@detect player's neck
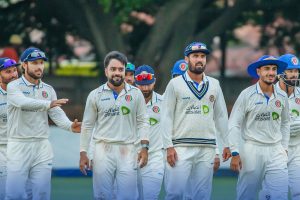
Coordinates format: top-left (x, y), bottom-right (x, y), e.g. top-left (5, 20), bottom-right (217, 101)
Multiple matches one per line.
top-left (24, 73), bottom-right (40, 85)
top-left (145, 92), bottom-right (153, 104)
top-left (0, 83), bottom-right (7, 91)
top-left (187, 70), bottom-right (203, 83)
top-left (258, 80), bottom-right (273, 96)
top-left (107, 82), bottom-right (125, 94)
top-left (279, 80), bottom-right (294, 97)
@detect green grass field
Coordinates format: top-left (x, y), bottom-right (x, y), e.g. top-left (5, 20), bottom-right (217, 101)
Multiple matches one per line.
top-left (51, 177), bottom-right (237, 200)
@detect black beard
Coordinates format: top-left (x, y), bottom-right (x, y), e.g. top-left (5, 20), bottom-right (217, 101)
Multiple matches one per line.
top-left (109, 77), bottom-right (124, 86)
top-left (189, 65), bottom-right (205, 74)
top-left (28, 71), bottom-right (43, 80)
top-left (142, 91), bottom-right (153, 99)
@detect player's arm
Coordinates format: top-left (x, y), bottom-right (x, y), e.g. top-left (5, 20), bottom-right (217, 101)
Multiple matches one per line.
top-left (136, 89), bottom-right (150, 168)
top-left (228, 92), bottom-right (246, 172)
top-left (7, 82), bottom-right (51, 111)
top-left (280, 97), bottom-right (290, 152)
top-left (48, 88), bottom-right (81, 133)
top-left (214, 82), bottom-right (231, 161)
top-left (161, 81), bottom-right (177, 167)
top-left (79, 91), bottom-right (98, 175)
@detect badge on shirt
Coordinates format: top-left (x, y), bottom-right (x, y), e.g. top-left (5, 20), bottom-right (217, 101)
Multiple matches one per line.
top-left (152, 106), bottom-right (160, 113)
top-left (42, 91), bottom-right (48, 98)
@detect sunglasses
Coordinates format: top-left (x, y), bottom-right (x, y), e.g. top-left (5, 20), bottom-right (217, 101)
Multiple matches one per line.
top-left (0, 59), bottom-right (18, 69)
top-left (135, 73), bottom-right (154, 81)
top-left (23, 51), bottom-right (46, 62)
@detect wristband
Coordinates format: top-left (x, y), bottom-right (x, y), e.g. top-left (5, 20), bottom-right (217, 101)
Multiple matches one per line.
top-left (231, 152), bottom-right (239, 156)
top-left (141, 143), bottom-right (149, 150)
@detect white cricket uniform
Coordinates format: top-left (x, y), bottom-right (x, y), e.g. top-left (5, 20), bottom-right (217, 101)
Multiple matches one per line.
top-left (228, 82), bottom-right (290, 200)
top-left (139, 92), bottom-right (164, 200)
top-left (162, 72), bottom-right (228, 200)
top-left (80, 82), bottom-right (149, 200)
top-left (0, 88), bottom-right (8, 200)
top-left (5, 76), bottom-right (73, 200)
top-left (276, 83), bottom-right (300, 199)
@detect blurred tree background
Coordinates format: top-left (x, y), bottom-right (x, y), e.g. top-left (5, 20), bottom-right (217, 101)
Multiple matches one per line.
top-left (1, 0), bottom-right (300, 94)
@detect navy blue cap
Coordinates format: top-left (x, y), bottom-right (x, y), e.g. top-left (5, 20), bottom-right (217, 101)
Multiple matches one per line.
top-left (278, 54), bottom-right (300, 70)
top-left (171, 59), bottom-right (188, 77)
top-left (247, 55), bottom-right (287, 78)
top-left (0, 57), bottom-right (20, 70)
top-left (20, 47), bottom-right (48, 62)
top-left (184, 42), bottom-right (210, 57)
top-left (134, 65), bottom-right (155, 85)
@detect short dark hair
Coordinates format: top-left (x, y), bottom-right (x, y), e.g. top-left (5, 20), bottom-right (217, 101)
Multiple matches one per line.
top-left (104, 51), bottom-right (127, 68)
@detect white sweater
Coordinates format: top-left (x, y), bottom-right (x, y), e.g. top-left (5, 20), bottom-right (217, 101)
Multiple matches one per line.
top-left (0, 87), bottom-right (7, 144)
top-left (162, 72), bottom-right (229, 149)
top-left (80, 82), bottom-right (149, 152)
top-left (7, 76), bottom-right (73, 141)
top-left (228, 82), bottom-right (290, 153)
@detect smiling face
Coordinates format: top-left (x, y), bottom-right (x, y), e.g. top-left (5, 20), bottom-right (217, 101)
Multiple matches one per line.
top-left (0, 66), bottom-right (18, 85)
top-left (105, 59), bottom-right (125, 87)
top-left (257, 64), bottom-right (278, 85)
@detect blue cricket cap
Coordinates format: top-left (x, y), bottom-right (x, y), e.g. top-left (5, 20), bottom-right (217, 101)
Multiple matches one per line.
top-left (0, 57), bottom-right (20, 70)
top-left (20, 47), bottom-right (48, 62)
top-left (171, 59), bottom-right (188, 77)
top-left (278, 54), bottom-right (300, 70)
top-left (134, 65), bottom-right (155, 85)
top-left (184, 42), bottom-right (210, 57)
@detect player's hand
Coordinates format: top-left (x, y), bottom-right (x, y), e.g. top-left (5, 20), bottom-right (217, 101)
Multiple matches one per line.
top-left (79, 152), bottom-right (90, 175)
top-left (230, 155), bottom-right (242, 172)
top-left (222, 147), bottom-right (231, 162)
top-left (214, 154), bottom-right (220, 172)
top-left (50, 99), bottom-right (69, 108)
top-left (71, 119), bottom-right (81, 133)
top-left (167, 147), bottom-right (178, 167)
top-left (138, 148), bottom-right (148, 168)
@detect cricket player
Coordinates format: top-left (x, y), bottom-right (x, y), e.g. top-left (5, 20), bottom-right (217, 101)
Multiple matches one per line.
top-left (135, 65), bottom-right (164, 200)
top-left (5, 47), bottom-right (81, 200)
top-left (125, 62), bottom-right (135, 85)
top-left (162, 42), bottom-right (229, 199)
top-left (0, 58), bottom-right (19, 200)
top-left (228, 55), bottom-right (290, 200)
top-left (276, 54), bottom-right (300, 200)
top-left (79, 51), bottom-right (149, 200)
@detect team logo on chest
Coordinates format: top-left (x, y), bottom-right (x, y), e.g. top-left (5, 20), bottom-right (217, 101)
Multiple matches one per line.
top-left (295, 98), bottom-right (300, 105)
top-left (275, 100), bottom-right (281, 108)
top-left (209, 95), bottom-right (215, 102)
top-left (125, 95), bottom-right (132, 102)
top-left (152, 106), bottom-right (160, 113)
top-left (42, 91), bottom-right (48, 98)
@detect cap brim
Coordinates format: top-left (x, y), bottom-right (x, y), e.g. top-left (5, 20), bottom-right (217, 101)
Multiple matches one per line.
top-left (0, 63), bottom-right (20, 70)
top-left (247, 60), bottom-right (287, 78)
top-left (135, 78), bottom-right (155, 85)
top-left (26, 57), bottom-right (48, 62)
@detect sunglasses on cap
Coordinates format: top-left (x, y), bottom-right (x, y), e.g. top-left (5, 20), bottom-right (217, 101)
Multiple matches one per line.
top-left (0, 59), bottom-right (19, 69)
top-left (23, 51), bottom-right (46, 62)
top-left (135, 73), bottom-right (154, 81)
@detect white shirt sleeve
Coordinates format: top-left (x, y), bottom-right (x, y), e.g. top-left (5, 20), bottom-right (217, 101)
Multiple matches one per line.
top-left (228, 92), bottom-right (246, 153)
top-left (48, 88), bottom-right (73, 132)
top-left (136, 90), bottom-right (149, 142)
top-left (214, 83), bottom-right (229, 147)
top-left (161, 81), bottom-right (176, 148)
top-left (80, 91), bottom-right (98, 153)
top-left (280, 97), bottom-right (290, 150)
top-left (7, 82), bottom-right (51, 111)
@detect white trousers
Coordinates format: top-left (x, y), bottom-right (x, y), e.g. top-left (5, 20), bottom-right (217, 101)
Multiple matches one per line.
top-left (139, 150), bottom-right (164, 200)
top-left (93, 142), bottom-right (138, 200)
top-left (0, 145), bottom-right (7, 200)
top-left (237, 142), bottom-right (288, 200)
top-left (5, 140), bottom-right (53, 200)
top-left (288, 144), bottom-right (300, 200)
top-left (164, 146), bottom-right (215, 200)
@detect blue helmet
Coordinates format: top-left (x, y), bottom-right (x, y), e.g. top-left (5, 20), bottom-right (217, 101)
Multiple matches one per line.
top-left (278, 54), bottom-right (300, 70)
top-left (171, 59), bottom-right (188, 78)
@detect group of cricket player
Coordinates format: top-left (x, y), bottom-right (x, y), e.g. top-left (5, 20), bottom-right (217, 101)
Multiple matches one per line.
top-left (0, 41), bottom-right (300, 200)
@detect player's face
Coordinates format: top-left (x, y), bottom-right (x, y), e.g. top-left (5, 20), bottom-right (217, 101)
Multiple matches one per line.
top-left (0, 67), bottom-right (18, 85)
top-left (24, 59), bottom-right (45, 80)
top-left (136, 82), bottom-right (155, 99)
top-left (284, 69), bottom-right (299, 85)
top-left (257, 65), bottom-right (277, 85)
top-left (125, 71), bottom-right (135, 85)
top-left (185, 52), bottom-right (206, 74)
top-left (105, 59), bottom-right (125, 87)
